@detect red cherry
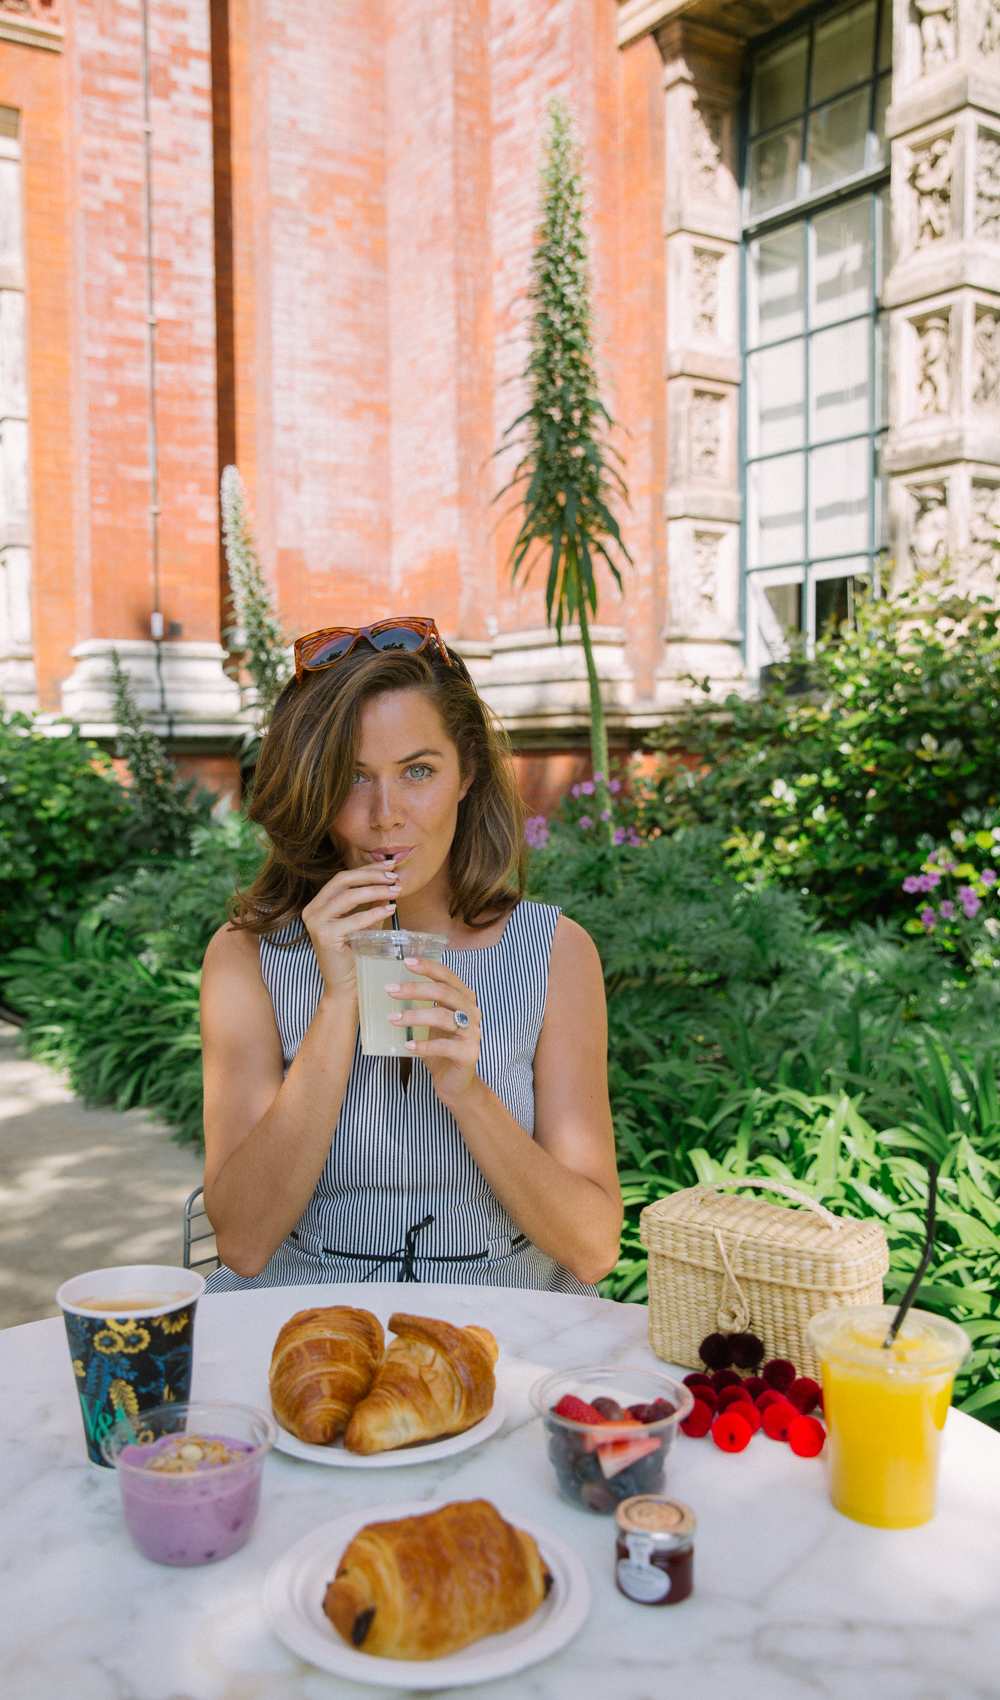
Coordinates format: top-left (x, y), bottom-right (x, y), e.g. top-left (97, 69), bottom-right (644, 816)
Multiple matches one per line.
top-left (717, 1385), bottom-right (754, 1412)
top-left (711, 1410), bottom-right (753, 1453)
top-left (762, 1358), bottom-right (797, 1393)
top-left (711, 1369), bottom-right (744, 1392)
top-left (761, 1398), bottom-right (796, 1442)
top-left (743, 1376), bottom-right (767, 1399)
top-left (786, 1377), bottom-right (822, 1414)
top-left (680, 1398), bottom-right (713, 1438)
top-left (788, 1415), bottom-right (826, 1457)
top-left (755, 1389), bottom-right (790, 1413)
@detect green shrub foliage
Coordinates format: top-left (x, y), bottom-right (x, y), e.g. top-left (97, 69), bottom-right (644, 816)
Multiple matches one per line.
top-left (0, 712), bottom-right (133, 965)
top-left (642, 576), bottom-right (1000, 924)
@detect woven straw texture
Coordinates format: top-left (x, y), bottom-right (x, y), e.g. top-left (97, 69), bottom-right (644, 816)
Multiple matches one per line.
top-left (640, 1181), bottom-right (889, 1381)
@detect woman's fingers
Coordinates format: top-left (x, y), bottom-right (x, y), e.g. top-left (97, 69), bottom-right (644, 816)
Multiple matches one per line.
top-left (389, 1005), bottom-right (479, 1033)
top-left (386, 978), bottom-right (472, 1013)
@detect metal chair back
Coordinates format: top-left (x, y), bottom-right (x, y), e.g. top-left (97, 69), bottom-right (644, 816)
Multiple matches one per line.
top-left (182, 1185), bottom-right (220, 1274)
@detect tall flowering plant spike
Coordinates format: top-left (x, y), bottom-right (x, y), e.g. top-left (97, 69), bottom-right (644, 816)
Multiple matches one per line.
top-left (220, 465), bottom-right (291, 725)
top-left (495, 100), bottom-right (631, 811)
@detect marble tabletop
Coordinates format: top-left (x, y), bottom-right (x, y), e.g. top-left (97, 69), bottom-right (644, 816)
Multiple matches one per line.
top-left (4, 1281), bottom-right (999, 1700)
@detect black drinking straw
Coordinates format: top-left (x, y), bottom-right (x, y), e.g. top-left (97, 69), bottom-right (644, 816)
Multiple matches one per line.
top-left (883, 1161), bottom-right (939, 1349)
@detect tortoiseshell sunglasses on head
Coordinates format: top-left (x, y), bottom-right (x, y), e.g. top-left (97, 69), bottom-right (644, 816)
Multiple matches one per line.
top-left (292, 617), bottom-right (454, 685)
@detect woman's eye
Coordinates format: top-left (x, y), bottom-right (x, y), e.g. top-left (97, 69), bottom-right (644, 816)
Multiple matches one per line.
top-left (406, 763), bottom-right (433, 781)
top-left (351, 771), bottom-right (369, 786)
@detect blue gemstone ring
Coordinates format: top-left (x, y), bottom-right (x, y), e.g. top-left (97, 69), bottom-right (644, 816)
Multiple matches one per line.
top-left (453, 1008), bottom-right (472, 1030)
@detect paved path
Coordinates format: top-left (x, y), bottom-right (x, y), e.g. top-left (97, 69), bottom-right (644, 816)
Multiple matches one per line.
top-left (0, 1021), bottom-right (203, 1329)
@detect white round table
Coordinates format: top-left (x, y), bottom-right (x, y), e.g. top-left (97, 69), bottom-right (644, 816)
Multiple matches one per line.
top-left (3, 1283), bottom-right (998, 1700)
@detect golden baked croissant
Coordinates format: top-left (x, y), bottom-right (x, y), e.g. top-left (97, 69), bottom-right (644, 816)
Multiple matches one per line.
top-left (269, 1306), bottom-right (384, 1445)
top-left (323, 1498), bottom-right (552, 1658)
top-left (344, 1313), bottom-right (497, 1454)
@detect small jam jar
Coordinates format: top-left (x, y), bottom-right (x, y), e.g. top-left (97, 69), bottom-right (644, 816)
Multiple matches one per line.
top-left (614, 1495), bottom-right (695, 1606)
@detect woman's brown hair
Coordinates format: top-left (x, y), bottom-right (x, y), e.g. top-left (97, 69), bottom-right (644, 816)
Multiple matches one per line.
top-left (230, 643), bottom-right (527, 934)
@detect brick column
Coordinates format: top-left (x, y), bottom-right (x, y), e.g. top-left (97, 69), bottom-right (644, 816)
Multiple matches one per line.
top-left (0, 108), bottom-right (31, 709)
top-left (654, 18), bottom-right (745, 702)
top-left (884, 0), bottom-right (1000, 590)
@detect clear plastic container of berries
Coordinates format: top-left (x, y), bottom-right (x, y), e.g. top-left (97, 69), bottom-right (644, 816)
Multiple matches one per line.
top-left (530, 1366), bottom-right (693, 1514)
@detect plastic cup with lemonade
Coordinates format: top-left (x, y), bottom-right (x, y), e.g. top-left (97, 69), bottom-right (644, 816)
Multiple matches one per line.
top-left (347, 930), bottom-right (447, 1057)
top-left (807, 1304), bottom-right (970, 1529)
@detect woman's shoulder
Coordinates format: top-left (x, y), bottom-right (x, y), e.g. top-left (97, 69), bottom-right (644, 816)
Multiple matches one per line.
top-left (203, 916), bottom-right (305, 974)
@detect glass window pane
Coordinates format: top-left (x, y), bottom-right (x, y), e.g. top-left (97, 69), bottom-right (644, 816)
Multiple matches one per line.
top-left (748, 224), bottom-right (805, 346)
top-left (748, 342), bottom-right (806, 455)
top-left (752, 35), bottom-right (808, 133)
top-left (808, 88), bottom-right (870, 193)
top-left (810, 439), bottom-right (871, 557)
top-left (812, 199), bottom-right (872, 326)
top-left (814, 564), bottom-right (869, 635)
top-left (878, 0), bottom-right (892, 71)
top-left (869, 74), bottom-right (890, 169)
top-left (812, 1), bottom-right (876, 103)
top-left (748, 124), bottom-right (802, 217)
top-left (749, 453), bottom-right (805, 566)
top-left (810, 320), bottom-right (871, 441)
top-left (874, 438), bottom-right (889, 547)
top-left (751, 575), bottom-right (804, 667)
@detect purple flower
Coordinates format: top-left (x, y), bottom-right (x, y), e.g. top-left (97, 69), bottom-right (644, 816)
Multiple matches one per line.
top-left (982, 869), bottom-right (997, 887)
top-left (580, 780), bottom-right (595, 796)
top-left (593, 771), bottom-right (605, 784)
top-left (613, 827), bottom-right (626, 846)
top-left (627, 829), bottom-right (641, 847)
top-left (524, 814), bottom-right (549, 849)
top-left (600, 809), bottom-right (612, 821)
top-left (939, 859), bottom-right (957, 873)
top-left (939, 900), bottom-right (956, 919)
top-left (570, 783), bottom-right (582, 800)
top-left (961, 890), bottom-right (982, 918)
top-left (920, 907), bottom-right (936, 931)
top-left (578, 814), bottom-right (593, 830)
top-left (902, 875), bottom-right (922, 894)
top-left (924, 869), bottom-right (942, 888)
top-left (609, 778), bottom-right (622, 795)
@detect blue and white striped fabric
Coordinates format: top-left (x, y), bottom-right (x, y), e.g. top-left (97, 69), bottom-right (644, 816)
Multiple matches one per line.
top-left (205, 899), bottom-right (598, 1295)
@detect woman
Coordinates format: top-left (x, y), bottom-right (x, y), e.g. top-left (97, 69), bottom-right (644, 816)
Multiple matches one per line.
top-left (200, 616), bottom-right (622, 1294)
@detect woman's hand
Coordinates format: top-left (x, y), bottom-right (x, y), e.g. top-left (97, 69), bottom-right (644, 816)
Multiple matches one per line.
top-left (387, 956), bottom-right (481, 1108)
top-left (301, 862), bottom-right (401, 997)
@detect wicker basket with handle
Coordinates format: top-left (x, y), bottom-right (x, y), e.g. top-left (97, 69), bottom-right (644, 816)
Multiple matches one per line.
top-left (640, 1178), bottom-right (889, 1381)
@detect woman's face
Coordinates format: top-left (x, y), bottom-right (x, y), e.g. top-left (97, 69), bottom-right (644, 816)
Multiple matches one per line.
top-left (332, 689), bottom-right (471, 895)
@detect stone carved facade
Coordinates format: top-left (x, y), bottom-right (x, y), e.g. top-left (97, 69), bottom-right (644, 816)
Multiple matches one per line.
top-left (981, 0), bottom-right (1000, 58)
top-left (970, 483), bottom-right (1000, 575)
top-left (692, 532), bottom-right (719, 610)
top-left (691, 101), bottom-right (723, 195)
top-left (913, 0), bottom-right (956, 72)
top-left (691, 391), bottom-right (723, 478)
top-left (915, 314), bottom-right (951, 414)
top-left (908, 134), bottom-right (953, 250)
top-left (910, 482), bottom-right (950, 571)
top-left (692, 249), bottom-right (721, 338)
top-left (0, 0), bottom-right (61, 21)
top-left (975, 134), bottom-right (1000, 240)
top-left (973, 309), bottom-right (1000, 408)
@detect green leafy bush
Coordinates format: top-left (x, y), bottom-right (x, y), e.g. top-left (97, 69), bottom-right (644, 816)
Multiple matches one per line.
top-left (0, 712), bottom-right (133, 965)
top-left (641, 576), bottom-right (1000, 925)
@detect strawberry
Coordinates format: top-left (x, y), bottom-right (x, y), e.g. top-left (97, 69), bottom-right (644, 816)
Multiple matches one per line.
top-left (581, 1419), bottom-right (645, 1452)
top-left (596, 1433), bottom-right (661, 1478)
top-left (552, 1394), bottom-right (606, 1425)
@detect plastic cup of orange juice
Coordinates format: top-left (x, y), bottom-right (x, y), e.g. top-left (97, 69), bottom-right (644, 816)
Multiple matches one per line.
top-left (807, 1305), bottom-right (970, 1529)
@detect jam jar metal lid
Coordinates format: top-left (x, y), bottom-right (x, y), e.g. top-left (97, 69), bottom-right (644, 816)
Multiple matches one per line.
top-left (616, 1495), bottom-right (696, 1543)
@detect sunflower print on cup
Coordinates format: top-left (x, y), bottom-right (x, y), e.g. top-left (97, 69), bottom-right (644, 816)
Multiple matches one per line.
top-left (62, 1297), bottom-right (199, 1467)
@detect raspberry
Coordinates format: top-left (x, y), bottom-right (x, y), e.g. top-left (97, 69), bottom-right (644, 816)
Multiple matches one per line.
top-left (727, 1331), bottom-right (765, 1370)
top-left (786, 1377), bottom-right (821, 1415)
top-left (552, 1394), bottom-right (606, 1425)
top-left (743, 1376), bottom-right (767, 1400)
top-left (711, 1410), bottom-right (753, 1453)
top-left (698, 1332), bottom-right (733, 1370)
top-left (716, 1385), bottom-right (753, 1412)
top-left (680, 1398), bottom-right (713, 1439)
top-left (762, 1358), bottom-right (797, 1393)
top-left (711, 1369), bottom-right (743, 1393)
top-left (788, 1415), bottom-right (826, 1458)
top-left (761, 1398), bottom-right (796, 1442)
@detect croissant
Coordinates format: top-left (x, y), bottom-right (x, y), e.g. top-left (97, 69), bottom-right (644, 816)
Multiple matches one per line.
top-left (323, 1498), bottom-right (552, 1659)
top-left (269, 1306), bottom-right (384, 1445)
top-left (344, 1313), bottom-right (497, 1455)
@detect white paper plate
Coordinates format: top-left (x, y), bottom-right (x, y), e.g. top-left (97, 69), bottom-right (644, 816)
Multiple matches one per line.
top-left (263, 1499), bottom-right (590, 1688)
top-left (269, 1392), bottom-right (505, 1468)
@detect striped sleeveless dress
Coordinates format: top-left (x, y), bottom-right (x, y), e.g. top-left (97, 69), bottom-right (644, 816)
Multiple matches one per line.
top-left (204, 898), bottom-right (598, 1295)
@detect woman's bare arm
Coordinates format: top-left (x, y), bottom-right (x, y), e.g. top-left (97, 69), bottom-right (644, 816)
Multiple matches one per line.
top-left (441, 916), bottom-right (622, 1285)
top-left (200, 925), bottom-right (359, 1277)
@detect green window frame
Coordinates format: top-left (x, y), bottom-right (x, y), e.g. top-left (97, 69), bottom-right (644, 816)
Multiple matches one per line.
top-left (740, 0), bottom-right (892, 674)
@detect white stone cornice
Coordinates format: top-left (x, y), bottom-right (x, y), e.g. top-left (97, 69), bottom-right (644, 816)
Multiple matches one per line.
top-left (60, 639), bottom-right (252, 749)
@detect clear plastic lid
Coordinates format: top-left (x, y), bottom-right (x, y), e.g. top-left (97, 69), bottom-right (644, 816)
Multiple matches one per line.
top-left (807, 1305), bottom-right (971, 1378)
top-left (346, 930), bottom-right (448, 959)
